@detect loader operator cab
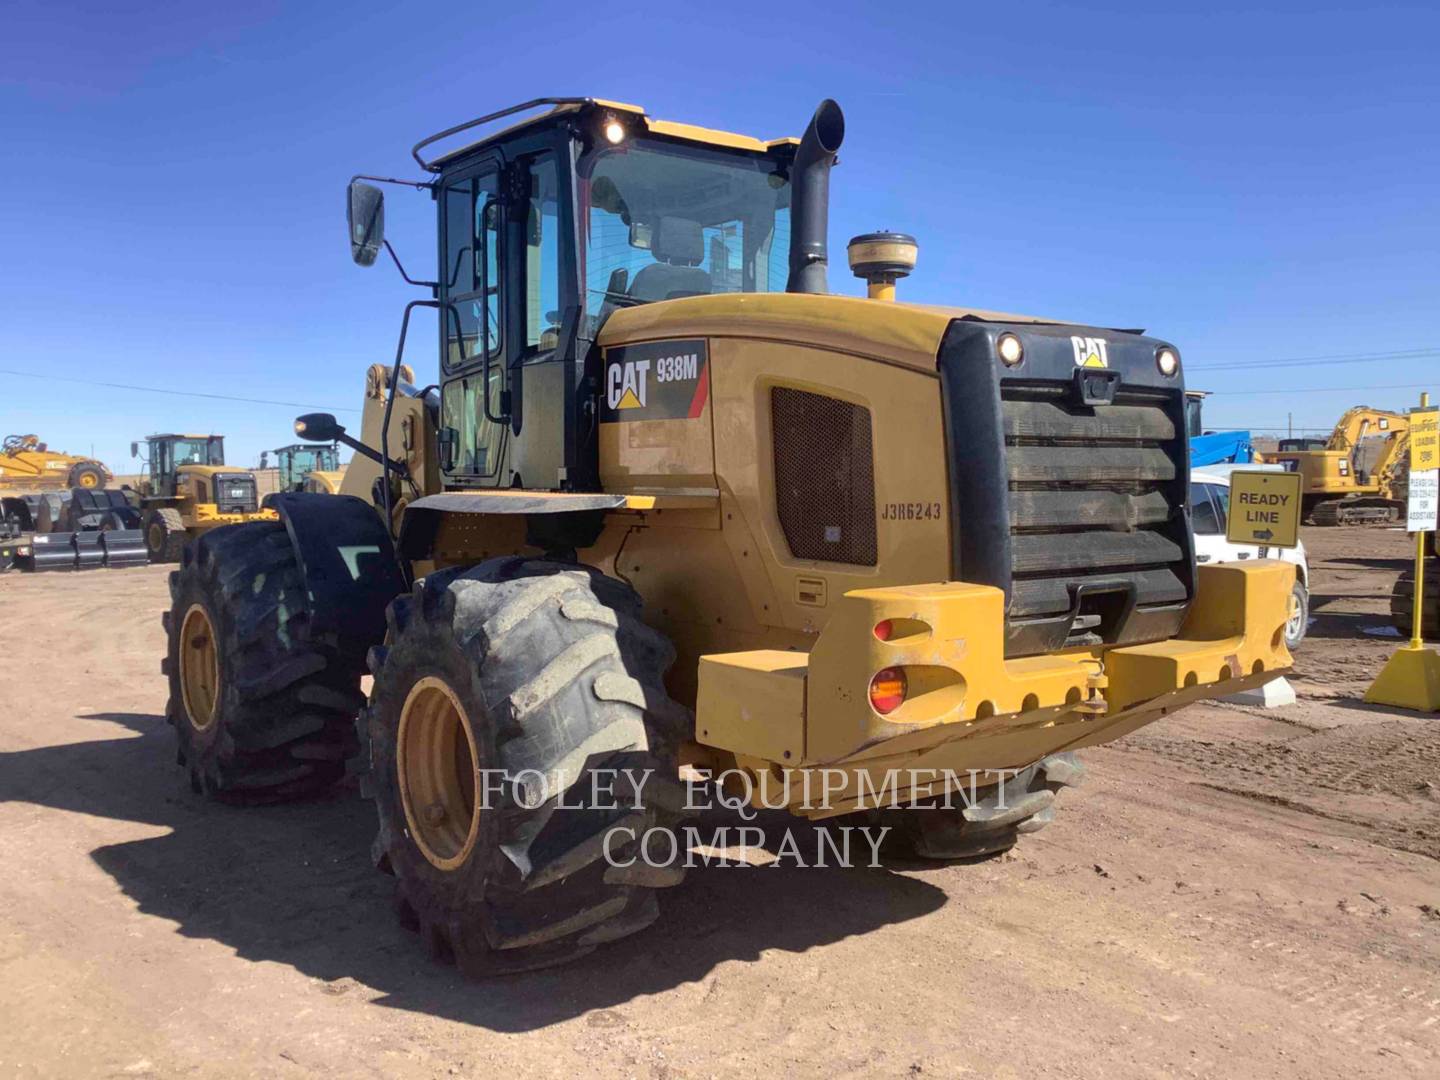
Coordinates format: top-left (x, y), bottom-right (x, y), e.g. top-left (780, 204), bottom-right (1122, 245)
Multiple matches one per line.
top-left (344, 98), bottom-right (799, 495)
top-left (263, 443), bottom-right (339, 492)
top-left (135, 435), bottom-right (225, 498)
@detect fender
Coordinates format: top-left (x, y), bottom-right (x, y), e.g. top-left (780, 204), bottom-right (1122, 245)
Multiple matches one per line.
top-left (266, 492), bottom-right (407, 669)
top-left (397, 490), bottom-right (630, 560)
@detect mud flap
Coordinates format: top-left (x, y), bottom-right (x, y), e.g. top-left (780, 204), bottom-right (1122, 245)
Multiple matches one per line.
top-left (267, 492), bottom-right (407, 672)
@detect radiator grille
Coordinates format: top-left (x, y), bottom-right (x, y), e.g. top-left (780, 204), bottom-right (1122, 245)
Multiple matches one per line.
top-left (1002, 385), bottom-right (1189, 653)
top-left (772, 387), bottom-right (877, 566)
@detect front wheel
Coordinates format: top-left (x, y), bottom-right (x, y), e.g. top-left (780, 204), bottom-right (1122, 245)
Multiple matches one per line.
top-left (361, 558), bottom-right (691, 975)
top-left (162, 522), bottom-right (365, 799)
top-left (144, 507), bottom-right (186, 563)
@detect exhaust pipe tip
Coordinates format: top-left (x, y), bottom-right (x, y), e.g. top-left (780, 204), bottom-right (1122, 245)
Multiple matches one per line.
top-left (786, 99), bottom-right (847, 295)
top-left (808, 98), bottom-right (845, 156)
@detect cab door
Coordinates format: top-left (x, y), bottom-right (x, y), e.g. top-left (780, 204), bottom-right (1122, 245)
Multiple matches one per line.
top-left (152, 441), bottom-right (175, 497)
top-left (439, 154), bottom-right (507, 484)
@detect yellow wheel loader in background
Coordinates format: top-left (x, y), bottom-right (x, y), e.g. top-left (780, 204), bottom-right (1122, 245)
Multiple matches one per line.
top-left (129, 434), bottom-right (277, 562)
top-left (1269, 406), bottom-right (1411, 525)
top-left (261, 442), bottom-right (344, 494)
top-left (159, 97), bottom-right (1294, 975)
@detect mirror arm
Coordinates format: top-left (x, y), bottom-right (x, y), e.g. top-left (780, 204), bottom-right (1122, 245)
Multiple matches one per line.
top-left (352, 173), bottom-right (434, 192)
top-left (334, 431), bottom-right (406, 478)
top-left (384, 240), bottom-right (439, 290)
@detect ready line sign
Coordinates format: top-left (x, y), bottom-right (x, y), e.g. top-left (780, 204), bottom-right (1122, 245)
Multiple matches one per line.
top-left (1225, 470), bottom-right (1302, 548)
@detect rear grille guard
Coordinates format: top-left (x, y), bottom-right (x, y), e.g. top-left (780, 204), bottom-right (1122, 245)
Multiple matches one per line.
top-left (937, 321), bottom-right (1195, 658)
top-left (215, 474), bottom-right (259, 514)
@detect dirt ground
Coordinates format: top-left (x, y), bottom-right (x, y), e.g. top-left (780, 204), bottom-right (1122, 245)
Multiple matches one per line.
top-left (2, 527), bottom-right (1437, 1079)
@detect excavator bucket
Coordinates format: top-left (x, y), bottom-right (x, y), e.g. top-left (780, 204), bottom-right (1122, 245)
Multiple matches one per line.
top-left (11, 488), bottom-right (147, 572)
top-left (27, 533), bottom-right (77, 572)
top-left (100, 529), bottom-right (147, 568)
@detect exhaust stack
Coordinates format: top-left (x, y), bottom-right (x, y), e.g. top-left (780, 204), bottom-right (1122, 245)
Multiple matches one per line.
top-left (786, 99), bottom-right (846, 294)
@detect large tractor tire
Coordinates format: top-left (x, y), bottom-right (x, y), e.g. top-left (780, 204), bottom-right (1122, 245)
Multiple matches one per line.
top-left (144, 507), bottom-right (187, 563)
top-left (865, 753), bottom-right (1086, 860)
top-left (361, 558), bottom-right (691, 975)
top-left (1391, 568), bottom-right (1440, 641)
top-left (67, 460), bottom-right (107, 489)
top-left (162, 522), bottom-right (366, 800)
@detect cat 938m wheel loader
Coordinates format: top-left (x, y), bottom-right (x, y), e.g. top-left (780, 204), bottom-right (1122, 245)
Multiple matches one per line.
top-left (159, 97), bottom-right (1295, 974)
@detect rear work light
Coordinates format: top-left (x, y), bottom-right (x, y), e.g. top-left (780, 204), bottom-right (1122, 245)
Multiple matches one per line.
top-left (869, 667), bottom-right (908, 714)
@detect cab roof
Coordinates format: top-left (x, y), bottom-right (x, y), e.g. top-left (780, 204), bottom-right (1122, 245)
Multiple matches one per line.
top-left (415, 97), bottom-right (799, 172)
top-left (149, 433), bottom-right (220, 440)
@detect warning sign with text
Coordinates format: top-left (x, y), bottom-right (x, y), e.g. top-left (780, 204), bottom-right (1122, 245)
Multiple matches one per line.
top-left (1408, 406), bottom-right (1438, 532)
top-left (1225, 470), bottom-right (1302, 549)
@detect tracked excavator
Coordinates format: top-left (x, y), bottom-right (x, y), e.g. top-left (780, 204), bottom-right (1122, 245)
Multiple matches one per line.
top-left (1270, 407), bottom-right (1410, 525)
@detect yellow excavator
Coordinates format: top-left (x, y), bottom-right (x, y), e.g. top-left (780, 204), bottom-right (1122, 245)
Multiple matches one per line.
top-left (1269, 406), bottom-right (1410, 525)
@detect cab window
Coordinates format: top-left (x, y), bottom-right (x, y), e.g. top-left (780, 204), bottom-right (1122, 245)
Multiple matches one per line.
top-left (524, 153), bottom-right (561, 355)
top-left (442, 169), bottom-right (502, 369)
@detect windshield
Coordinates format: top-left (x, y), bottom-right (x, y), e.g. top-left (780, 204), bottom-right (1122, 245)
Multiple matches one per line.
top-left (579, 139), bottom-right (790, 319)
top-left (170, 438), bottom-right (219, 466)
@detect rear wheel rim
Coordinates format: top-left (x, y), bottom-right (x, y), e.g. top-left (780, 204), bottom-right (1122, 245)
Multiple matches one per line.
top-left (178, 604), bottom-right (220, 730)
top-left (397, 676), bottom-right (482, 871)
top-left (1287, 589), bottom-right (1304, 640)
top-left (78, 471), bottom-right (98, 488)
top-left (148, 522), bottom-right (164, 554)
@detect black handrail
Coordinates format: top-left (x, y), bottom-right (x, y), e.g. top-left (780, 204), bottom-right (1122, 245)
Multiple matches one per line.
top-left (411, 97), bottom-right (596, 172)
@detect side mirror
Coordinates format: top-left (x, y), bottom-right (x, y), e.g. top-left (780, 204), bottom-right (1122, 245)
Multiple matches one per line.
top-left (295, 413), bottom-right (345, 443)
top-left (129, 441), bottom-right (138, 458)
top-left (259, 451), bottom-right (269, 469)
top-left (347, 181), bottom-right (385, 266)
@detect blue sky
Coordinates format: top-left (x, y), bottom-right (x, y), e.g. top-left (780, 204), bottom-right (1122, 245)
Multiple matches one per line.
top-left (2, 0), bottom-right (1437, 470)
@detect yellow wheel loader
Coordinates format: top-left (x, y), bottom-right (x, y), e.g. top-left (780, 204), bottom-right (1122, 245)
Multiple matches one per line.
top-left (129, 434), bottom-right (277, 562)
top-left (159, 97), bottom-right (1294, 974)
top-left (261, 442), bottom-right (344, 494)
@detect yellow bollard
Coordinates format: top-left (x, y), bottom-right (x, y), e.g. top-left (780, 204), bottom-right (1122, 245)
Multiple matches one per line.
top-left (1365, 391), bottom-right (1440, 711)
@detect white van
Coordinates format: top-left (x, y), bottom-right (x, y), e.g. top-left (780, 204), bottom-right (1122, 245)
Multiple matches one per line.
top-left (1191, 465), bottom-right (1310, 648)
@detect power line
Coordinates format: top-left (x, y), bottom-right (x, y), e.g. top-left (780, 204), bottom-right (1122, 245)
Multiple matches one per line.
top-left (1188, 346), bottom-right (1440, 371)
top-left (0, 369), bottom-right (359, 413)
top-left (1208, 382), bottom-right (1435, 396)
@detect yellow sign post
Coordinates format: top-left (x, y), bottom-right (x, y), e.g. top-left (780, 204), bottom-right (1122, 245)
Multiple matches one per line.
top-left (1225, 470), bottom-right (1302, 549)
top-left (1365, 393), bottom-right (1440, 711)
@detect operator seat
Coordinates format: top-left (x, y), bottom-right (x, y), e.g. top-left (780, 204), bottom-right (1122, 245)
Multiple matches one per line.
top-left (629, 217), bottom-right (711, 301)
